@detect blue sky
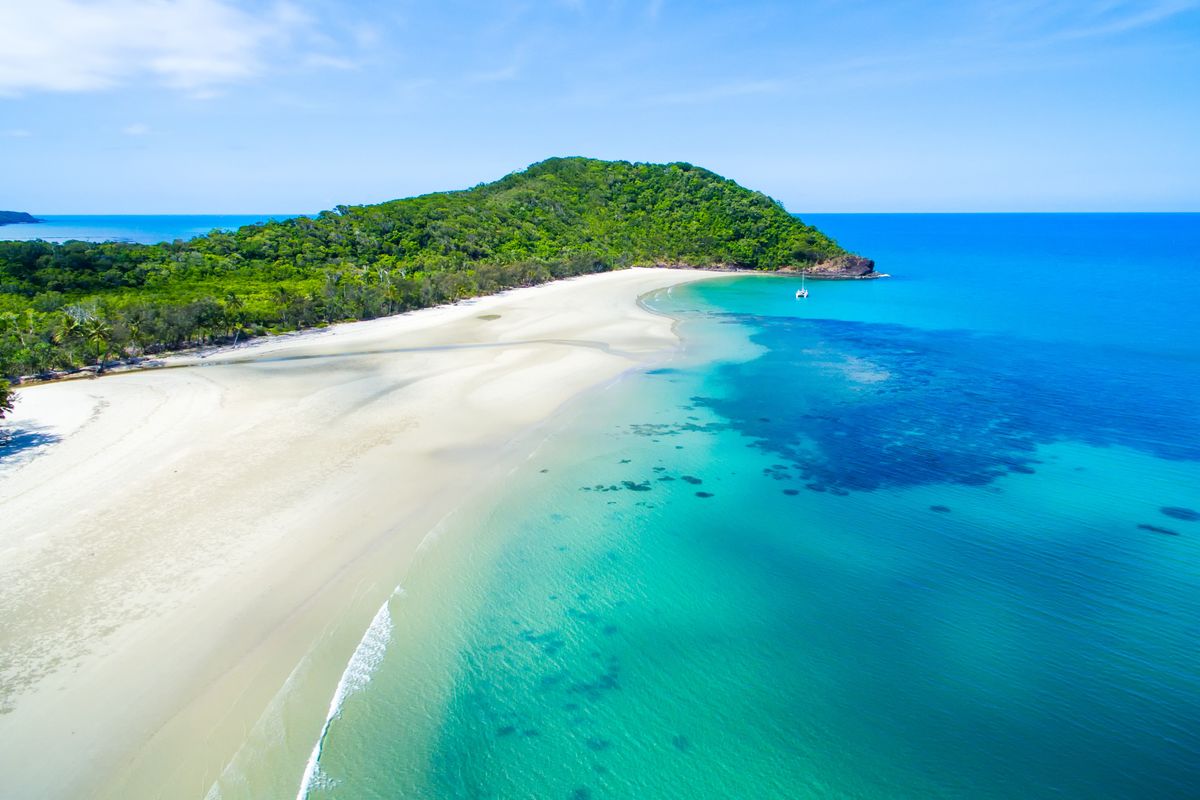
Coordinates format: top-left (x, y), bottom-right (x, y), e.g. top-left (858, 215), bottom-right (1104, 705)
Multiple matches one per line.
top-left (1, 0), bottom-right (1197, 213)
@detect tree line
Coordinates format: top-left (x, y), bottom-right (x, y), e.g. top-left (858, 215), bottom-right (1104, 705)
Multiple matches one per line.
top-left (0, 157), bottom-right (850, 413)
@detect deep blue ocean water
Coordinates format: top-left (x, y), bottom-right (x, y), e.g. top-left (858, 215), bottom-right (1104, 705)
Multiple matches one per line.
top-left (0, 214), bottom-right (298, 244)
top-left (225, 214), bottom-right (1200, 799)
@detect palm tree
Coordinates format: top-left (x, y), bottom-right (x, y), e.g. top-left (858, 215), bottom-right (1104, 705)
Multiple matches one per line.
top-left (223, 292), bottom-right (245, 343)
top-left (50, 307), bottom-right (92, 371)
top-left (123, 307), bottom-right (150, 355)
top-left (52, 309), bottom-right (82, 346)
top-left (82, 316), bottom-right (113, 372)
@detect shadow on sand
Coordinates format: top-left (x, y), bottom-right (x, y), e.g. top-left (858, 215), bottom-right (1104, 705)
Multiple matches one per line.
top-left (0, 427), bottom-right (61, 467)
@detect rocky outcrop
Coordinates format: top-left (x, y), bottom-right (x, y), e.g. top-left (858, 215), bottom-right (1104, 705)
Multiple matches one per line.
top-left (787, 254), bottom-right (884, 279)
top-left (0, 211), bottom-right (42, 226)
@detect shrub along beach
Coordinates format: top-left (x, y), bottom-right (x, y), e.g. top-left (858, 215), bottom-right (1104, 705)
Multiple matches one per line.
top-left (0, 158), bottom-right (864, 387)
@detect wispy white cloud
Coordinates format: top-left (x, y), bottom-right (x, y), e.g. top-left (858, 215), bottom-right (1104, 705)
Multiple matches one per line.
top-left (649, 80), bottom-right (783, 106)
top-left (1040, 0), bottom-right (1199, 41)
top-left (763, 1), bottom-right (1200, 96)
top-left (303, 53), bottom-right (359, 71)
top-left (122, 122), bottom-right (151, 136)
top-left (351, 23), bottom-right (383, 49)
top-left (3, 128), bottom-right (32, 137)
top-left (0, 0), bottom-right (316, 97)
top-left (976, 0), bottom-right (1199, 44)
top-left (467, 64), bottom-right (521, 83)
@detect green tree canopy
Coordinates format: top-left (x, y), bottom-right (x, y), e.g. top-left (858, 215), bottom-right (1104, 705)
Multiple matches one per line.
top-left (0, 157), bottom-right (856, 379)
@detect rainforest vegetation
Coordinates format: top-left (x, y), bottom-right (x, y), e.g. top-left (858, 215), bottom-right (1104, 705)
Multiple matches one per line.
top-left (0, 211), bottom-right (42, 226)
top-left (0, 157), bottom-right (849, 395)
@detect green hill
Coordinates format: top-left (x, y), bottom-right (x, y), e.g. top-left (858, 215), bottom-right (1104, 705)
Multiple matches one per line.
top-left (0, 157), bottom-right (864, 383)
top-left (0, 211), bottom-right (41, 226)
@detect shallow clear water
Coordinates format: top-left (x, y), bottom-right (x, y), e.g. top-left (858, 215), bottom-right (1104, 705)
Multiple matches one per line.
top-left (302, 214), bottom-right (1200, 799)
top-left (0, 214), bottom-right (298, 244)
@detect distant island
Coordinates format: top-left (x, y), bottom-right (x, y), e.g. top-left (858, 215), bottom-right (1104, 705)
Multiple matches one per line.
top-left (0, 211), bottom-right (42, 226)
top-left (0, 157), bottom-right (874, 383)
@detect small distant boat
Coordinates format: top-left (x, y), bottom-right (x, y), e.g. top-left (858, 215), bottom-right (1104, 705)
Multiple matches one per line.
top-left (795, 288), bottom-right (808, 299)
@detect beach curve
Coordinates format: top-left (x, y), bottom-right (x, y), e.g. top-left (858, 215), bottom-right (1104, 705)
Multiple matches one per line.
top-left (0, 267), bottom-right (723, 800)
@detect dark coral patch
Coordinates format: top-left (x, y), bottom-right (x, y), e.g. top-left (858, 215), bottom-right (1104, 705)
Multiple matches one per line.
top-left (539, 672), bottom-right (568, 690)
top-left (929, 505), bottom-right (951, 513)
top-left (567, 607), bottom-right (600, 623)
top-left (1138, 523), bottom-right (1180, 536)
top-left (695, 491), bottom-right (714, 498)
top-left (569, 662), bottom-right (622, 700)
top-left (783, 489), bottom-right (800, 496)
top-left (681, 475), bottom-right (703, 485)
top-left (693, 315), bottom-right (1200, 494)
top-left (1162, 507), bottom-right (1199, 522)
top-left (519, 629), bottom-right (567, 656)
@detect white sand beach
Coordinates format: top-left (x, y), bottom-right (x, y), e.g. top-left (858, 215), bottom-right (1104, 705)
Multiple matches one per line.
top-left (0, 268), bottom-right (721, 799)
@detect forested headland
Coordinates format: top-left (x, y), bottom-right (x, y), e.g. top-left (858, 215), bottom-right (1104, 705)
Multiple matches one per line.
top-left (0, 157), bottom-right (861, 409)
top-left (0, 211), bottom-right (42, 226)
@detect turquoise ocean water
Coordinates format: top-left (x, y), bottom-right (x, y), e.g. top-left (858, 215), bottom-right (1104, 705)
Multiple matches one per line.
top-left (0, 214), bottom-right (297, 244)
top-left (290, 214), bottom-right (1200, 799)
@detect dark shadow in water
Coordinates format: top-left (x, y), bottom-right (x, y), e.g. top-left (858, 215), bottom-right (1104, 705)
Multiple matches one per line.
top-left (691, 316), bottom-right (1200, 493)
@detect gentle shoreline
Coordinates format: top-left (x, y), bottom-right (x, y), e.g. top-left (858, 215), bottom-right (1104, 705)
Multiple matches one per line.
top-left (0, 267), bottom-right (727, 799)
top-left (6, 265), bottom-right (879, 389)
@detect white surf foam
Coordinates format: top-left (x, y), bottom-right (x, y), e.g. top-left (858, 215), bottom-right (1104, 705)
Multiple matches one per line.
top-left (295, 588), bottom-right (399, 799)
